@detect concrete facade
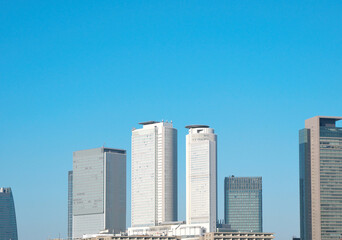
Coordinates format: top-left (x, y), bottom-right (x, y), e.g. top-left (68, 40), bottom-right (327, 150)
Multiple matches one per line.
top-left (82, 236), bottom-right (180, 240)
top-left (201, 232), bottom-right (274, 240)
top-left (186, 125), bottom-right (217, 233)
top-left (127, 222), bottom-right (205, 239)
top-left (131, 121), bottom-right (177, 227)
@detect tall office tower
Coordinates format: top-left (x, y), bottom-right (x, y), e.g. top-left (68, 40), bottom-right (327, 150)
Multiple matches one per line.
top-left (68, 170), bottom-right (73, 240)
top-left (72, 147), bottom-right (126, 239)
top-left (131, 121), bottom-right (177, 227)
top-left (300, 116), bottom-right (342, 240)
top-left (224, 176), bottom-right (263, 232)
top-left (0, 187), bottom-right (18, 240)
top-left (186, 125), bottom-right (217, 232)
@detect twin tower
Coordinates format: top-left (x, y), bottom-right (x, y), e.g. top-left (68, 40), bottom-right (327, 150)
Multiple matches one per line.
top-left (71, 121), bottom-right (217, 239)
top-left (131, 121), bottom-right (217, 232)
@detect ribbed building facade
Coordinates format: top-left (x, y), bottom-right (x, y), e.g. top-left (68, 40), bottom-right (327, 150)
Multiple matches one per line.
top-left (300, 116), bottom-right (342, 240)
top-left (186, 125), bottom-right (217, 232)
top-left (224, 176), bottom-right (262, 232)
top-left (131, 121), bottom-right (177, 227)
top-left (72, 147), bottom-right (126, 239)
top-left (0, 187), bottom-right (18, 240)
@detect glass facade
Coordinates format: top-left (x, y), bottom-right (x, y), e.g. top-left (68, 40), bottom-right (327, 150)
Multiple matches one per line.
top-left (299, 117), bottom-right (342, 240)
top-left (68, 170), bottom-right (73, 240)
top-left (224, 177), bottom-right (262, 232)
top-left (0, 187), bottom-right (18, 240)
top-left (299, 129), bottom-right (311, 240)
top-left (319, 126), bottom-right (342, 240)
top-left (72, 147), bottom-right (126, 239)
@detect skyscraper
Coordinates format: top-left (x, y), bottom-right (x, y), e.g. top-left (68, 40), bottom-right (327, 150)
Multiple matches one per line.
top-left (131, 121), bottom-right (177, 227)
top-left (224, 176), bottom-right (263, 232)
top-left (0, 187), bottom-right (18, 240)
top-left (68, 170), bottom-right (73, 240)
top-left (72, 147), bottom-right (126, 239)
top-left (300, 116), bottom-right (342, 240)
top-left (186, 125), bottom-right (217, 232)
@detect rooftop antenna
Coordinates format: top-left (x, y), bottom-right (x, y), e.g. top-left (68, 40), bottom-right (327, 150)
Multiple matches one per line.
top-left (103, 142), bottom-right (106, 148)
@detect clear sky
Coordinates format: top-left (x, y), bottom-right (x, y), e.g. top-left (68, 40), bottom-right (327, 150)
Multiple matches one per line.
top-left (1, 1), bottom-right (342, 240)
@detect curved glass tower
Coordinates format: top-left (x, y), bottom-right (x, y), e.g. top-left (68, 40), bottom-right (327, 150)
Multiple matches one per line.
top-left (0, 187), bottom-right (18, 240)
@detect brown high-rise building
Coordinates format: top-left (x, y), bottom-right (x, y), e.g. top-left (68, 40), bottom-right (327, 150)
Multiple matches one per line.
top-left (299, 116), bottom-right (342, 240)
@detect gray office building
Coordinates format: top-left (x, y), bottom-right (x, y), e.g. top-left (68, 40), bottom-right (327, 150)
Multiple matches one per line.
top-left (73, 147), bottom-right (126, 239)
top-left (68, 170), bottom-right (73, 240)
top-left (0, 187), bottom-right (18, 240)
top-left (299, 116), bottom-right (342, 240)
top-left (224, 176), bottom-right (262, 232)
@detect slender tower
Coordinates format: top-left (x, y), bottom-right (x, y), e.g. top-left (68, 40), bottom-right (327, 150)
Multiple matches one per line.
top-left (0, 187), bottom-right (18, 240)
top-left (300, 116), bottom-right (342, 240)
top-left (131, 121), bottom-right (177, 227)
top-left (186, 125), bottom-right (217, 232)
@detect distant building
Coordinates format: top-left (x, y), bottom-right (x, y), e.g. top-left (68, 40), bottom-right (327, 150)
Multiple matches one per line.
top-left (0, 187), bottom-right (18, 240)
top-left (224, 176), bottom-right (262, 232)
top-left (186, 125), bottom-right (217, 232)
top-left (201, 232), bottom-right (274, 240)
top-left (82, 235), bottom-right (180, 240)
top-left (299, 116), bottom-right (342, 240)
top-left (72, 147), bottom-right (126, 239)
top-left (131, 121), bottom-right (177, 227)
top-left (68, 170), bottom-right (73, 240)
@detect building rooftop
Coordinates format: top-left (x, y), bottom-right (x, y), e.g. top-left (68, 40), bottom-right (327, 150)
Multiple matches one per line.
top-left (0, 187), bottom-right (12, 193)
top-left (139, 121), bottom-right (160, 125)
top-left (73, 147), bottom-right (126, 154)
top-left (185, 125), bottom-right (209, 129)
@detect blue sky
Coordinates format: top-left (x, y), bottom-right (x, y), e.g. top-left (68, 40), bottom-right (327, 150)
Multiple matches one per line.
top-left (1, 1), bottom-right (342, 239)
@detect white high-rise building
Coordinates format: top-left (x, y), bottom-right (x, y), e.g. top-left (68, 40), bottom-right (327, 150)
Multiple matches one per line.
top-left (131, 121), bottom-right (177, 227)
top-left (72, 147), bottom-right (126, 239)
top-left (186, 125), bottom-right (217, 232)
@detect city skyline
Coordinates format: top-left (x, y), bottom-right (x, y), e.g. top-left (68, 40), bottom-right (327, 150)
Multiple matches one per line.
top-left (2, 1), bottom-right (342, 240)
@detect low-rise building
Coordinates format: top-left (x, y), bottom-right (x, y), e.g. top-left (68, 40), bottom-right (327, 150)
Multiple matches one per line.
top-left (201, 232), bottom-right (275, 240)
top-left (128, 222), bottom-right (205, 239)
top-left (82, 235), bottom-right (180, 240)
